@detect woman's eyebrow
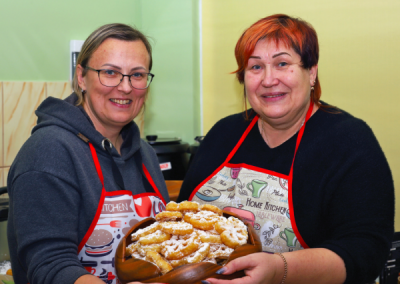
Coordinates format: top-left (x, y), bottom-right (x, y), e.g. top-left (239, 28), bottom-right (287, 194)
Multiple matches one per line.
top-left (272, 52), bottom-right (291, 58)
top-left (131, 66), bottom-right (146, 71)
top-left (100, 64), bottom-right (146, 72)
top-left (248, 52), bottom-right (291, 60)
top-left (101, 63), bottom-right (121, 69)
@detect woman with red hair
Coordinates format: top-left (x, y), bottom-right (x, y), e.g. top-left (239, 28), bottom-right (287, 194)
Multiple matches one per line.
top-left (179, 14), bottom-right (394, 283)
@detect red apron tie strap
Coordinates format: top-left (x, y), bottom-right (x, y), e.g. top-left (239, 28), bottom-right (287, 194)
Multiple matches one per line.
top-left (89, 143), bottom-right (104, 186)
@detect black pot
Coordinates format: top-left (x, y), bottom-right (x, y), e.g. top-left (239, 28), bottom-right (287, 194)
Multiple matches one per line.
top-left (0, 186), bottom-right (10, 261)
top-left (146, 136), bottom-right (189, 180)
top-left (0, 187), bottom-right (8, 223)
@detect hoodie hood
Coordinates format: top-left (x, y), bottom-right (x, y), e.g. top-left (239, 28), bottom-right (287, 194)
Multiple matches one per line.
top-left (33, 93), bottom-right (141, 159)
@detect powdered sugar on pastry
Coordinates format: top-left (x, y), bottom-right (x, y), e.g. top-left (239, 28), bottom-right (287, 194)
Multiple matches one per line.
top-left (166, 201), bottom-right (179, 211)
top-left (208, 243), bottom-right (234, 258)
top-left (127, 201), bottom-right (249, 273)
top-left (184, 210), bottom-right (222, 230)
top-left (145, 251), bottom-right (173, 274)
top-left (195, 229), bottom-right (222, 244)
top-left (131, 252), bottom-right (146, 260)
top-left (200, 204), bottom-right (223, 216)
top-left (161, 221), bottom-right (194, 235)
top-left (161, 232), bottom-right (200, 260)
top-left (139, 230), bottom-right (171, 245)
top-left (215, 217), bottom-right (246, 234)
top-left (155, 211), bottom-right (183, 222)
top-left (131, 222), bottom-right (160, 241)
top-left (203, 257), bottom-right (217, 264)
top-left (126, 242), bottom-right (140, 255)
top-left (215, 216), bottom-right (248, 248)
top-left (137, 243), bottom-right (163, 256)
top-left (221, 228), bottom-right (247, 248)
top-left (169, 242), bottom-right (210, 267)
top-left (178, 201), bottom-right (199, 214)
top-left (186, 243), bottom-right (210, 263)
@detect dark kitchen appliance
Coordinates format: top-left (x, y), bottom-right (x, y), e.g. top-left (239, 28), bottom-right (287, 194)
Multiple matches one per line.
top-left (146, 136), bottom-right (189, 180)
top-left (379, 232), bottom-right (400, 284)
top-left (0, 186), bottom-right (10, 261)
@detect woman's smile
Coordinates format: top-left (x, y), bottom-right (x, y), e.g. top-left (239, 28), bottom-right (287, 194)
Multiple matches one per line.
top-left (109, 98), bottom-right (133, 106)
top-left (78, 38), bottom-right (150, 135)
top-left (245, 38), bottom-right (317, 126)
top-left (260, 92), bottom-right (287, 101)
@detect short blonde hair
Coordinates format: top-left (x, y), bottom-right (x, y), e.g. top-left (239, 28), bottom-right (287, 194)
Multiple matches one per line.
top-left (72, 23), bottom-right (153, 106)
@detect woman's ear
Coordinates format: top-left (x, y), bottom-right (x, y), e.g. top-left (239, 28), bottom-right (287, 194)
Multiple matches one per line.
top-left (76, 64), bottom-right (86, 90)
top-left (310, 65), bottom-right (318, 85)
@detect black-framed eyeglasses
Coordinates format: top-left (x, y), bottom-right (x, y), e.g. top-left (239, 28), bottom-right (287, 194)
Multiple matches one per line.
top-left (85, 66), bottom-right (154, 90)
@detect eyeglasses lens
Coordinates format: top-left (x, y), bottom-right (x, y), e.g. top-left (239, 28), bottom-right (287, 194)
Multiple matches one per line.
top-left (98, 70), bottom-right (152, 89)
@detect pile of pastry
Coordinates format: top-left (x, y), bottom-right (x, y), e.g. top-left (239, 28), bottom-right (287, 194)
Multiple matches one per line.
top-left (126, 201), bottom-right (248, 274)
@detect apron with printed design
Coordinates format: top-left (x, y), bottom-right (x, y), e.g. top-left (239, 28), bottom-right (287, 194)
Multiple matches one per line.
top-left (77, 143), bottom-right (166, 284)
top-left (189, 101), bottom-right (314, 253)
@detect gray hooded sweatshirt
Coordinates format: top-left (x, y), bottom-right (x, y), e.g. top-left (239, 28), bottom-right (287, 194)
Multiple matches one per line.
top-left (7, 93), bottom-right (169, 284)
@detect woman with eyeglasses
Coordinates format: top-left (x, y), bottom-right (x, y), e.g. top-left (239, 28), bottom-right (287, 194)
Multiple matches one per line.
top-left (7, 23), bottom-right (169, 284)
top-left (178, 14), bottom-right (394, 284)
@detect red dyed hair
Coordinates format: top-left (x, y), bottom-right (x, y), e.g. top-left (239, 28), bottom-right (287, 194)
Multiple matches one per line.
top-left (234, 14), bottom-right (322, 109)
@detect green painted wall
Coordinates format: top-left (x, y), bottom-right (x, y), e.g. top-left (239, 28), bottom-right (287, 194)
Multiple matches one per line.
top-left (0, 1), bottom-right (139, 80)
top-left (0, 0), bottom-right (200, 144)
top-left (140, 0), bottom-right (201, 142)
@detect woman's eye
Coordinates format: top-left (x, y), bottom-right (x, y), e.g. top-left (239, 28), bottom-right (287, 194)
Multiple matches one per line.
top-left (132, 72), bottom-right (144, 78)
top-left (104, 70), bottom-right (116, 76)
top-left (251, 65), bottom-right (261, 70)
top-left (278, 62), bottom-right (288, 67)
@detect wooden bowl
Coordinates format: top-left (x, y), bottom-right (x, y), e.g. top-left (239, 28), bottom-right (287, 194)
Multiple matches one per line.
top-left (115, 211), bottom-right (262, 284)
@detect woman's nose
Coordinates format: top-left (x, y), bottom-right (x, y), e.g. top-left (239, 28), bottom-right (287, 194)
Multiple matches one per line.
top-left (261, 65), bottom-right (279, 87)
top-left (118, 76), bottom-right (133, 93)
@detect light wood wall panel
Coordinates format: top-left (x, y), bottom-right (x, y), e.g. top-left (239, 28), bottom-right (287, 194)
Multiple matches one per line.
top-left (3, 82), bottom-right (46, 166)
top-left (46, 82), bottom-right (72, 99)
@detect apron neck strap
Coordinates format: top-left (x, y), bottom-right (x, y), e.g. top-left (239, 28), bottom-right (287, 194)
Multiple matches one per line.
top-left (89, 143), bottom-right (104, 186)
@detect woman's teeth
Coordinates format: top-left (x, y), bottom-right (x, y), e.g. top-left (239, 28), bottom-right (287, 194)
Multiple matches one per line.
top-left (265, 94), bottom-right (284, 98)
top-left (110, 99), bottom-right (131, 105)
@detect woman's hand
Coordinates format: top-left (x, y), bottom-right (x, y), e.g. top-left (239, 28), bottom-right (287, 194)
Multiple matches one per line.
top-left (201, 252), bottom-right (283, 284)
top-left (202, 248), bottom-right (346, 284)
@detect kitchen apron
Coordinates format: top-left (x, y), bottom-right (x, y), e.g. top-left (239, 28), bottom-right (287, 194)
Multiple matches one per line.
top-left (77, 143), bottom-right (166, 284)
top-left (189, 101), bottom-right (314, 254)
